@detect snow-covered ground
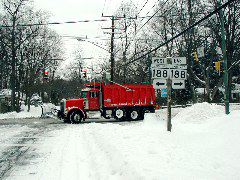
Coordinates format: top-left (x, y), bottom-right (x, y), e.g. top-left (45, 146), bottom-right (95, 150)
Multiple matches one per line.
top-left (0, 103), bottom-right (240, 179)
top-left (0, 104), bottom-right (56, 120)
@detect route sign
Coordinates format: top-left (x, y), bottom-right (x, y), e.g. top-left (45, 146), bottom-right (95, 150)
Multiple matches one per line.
top-left (153, 79), bottom-right (167, 89)
top-left (151, 68), bottom-right (169, 79)
top-left (197, 47), bottom-right (205, 58)
top-left (172, 79), bottom-right (185, 89)
top-left (171, 57), bottom-right (186, 65)
top-left (170, 69), bottom-right (187, 79)
top-left (152, 57), bottom-right (167, 65)
top-left (151, 57), bottom-right (187, 91)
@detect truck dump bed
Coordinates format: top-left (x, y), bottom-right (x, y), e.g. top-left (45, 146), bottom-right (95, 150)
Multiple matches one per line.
top-left (102, 84), bottom-right (156, 108)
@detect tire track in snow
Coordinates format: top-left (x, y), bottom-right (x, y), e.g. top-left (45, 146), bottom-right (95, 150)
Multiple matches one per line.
top-left (0, 127), bottom-right (46, 179)
top-left (82, 125), bottom-right (144, 180)
top-left (0, 123), bottom-right (65, 180)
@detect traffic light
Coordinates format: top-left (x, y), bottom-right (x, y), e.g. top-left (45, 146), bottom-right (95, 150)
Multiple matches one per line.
top-left (43, 69), bottom-right (49, 79)
top-left (82, 70), bottom-right (87, 78)
top-left (192, 51), bottom-right (199, 62)
top-left (215, 61), bottom-right (222, 72)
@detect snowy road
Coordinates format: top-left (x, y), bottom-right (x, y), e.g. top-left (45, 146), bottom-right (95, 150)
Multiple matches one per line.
top-left (0, 117), bottom-right (149, 180)
top-left (0, 118), bottom-right (65, 179)
top-left (0, 104), bottom-right (240, 180)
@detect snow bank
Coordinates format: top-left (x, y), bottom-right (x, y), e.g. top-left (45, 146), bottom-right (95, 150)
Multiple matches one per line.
top-left (0, 103), bottom-right (56, 120)
top-left (173, 102), bottom-right (225, 124)
top-left (0, 106), bottom-right (42, 120)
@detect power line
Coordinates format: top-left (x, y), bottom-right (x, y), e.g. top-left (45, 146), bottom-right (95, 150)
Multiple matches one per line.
top-left (127, 0), bottom-right (236, 65)
top-left (120, 0), bottom-right (175, 54)
top-left (136, 0), bottom-right (170, 35)
top-left (102, 0), bottom-right (107, 15)
top-left (137, 0), bottom-right (150, 16)
top-left (137, 0), bottom-right (159, 21)
top-left (0, 18), bottom-right (109, 28)
top-left (116, 0), bottom-right (159, 40)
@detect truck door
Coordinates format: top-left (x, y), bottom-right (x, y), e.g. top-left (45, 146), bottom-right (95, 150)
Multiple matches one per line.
top-left (88, 91), bottom-right (100, 110)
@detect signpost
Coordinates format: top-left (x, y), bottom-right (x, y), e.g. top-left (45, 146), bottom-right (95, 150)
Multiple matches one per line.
top-left (151, 57), bottom-right (187, 131)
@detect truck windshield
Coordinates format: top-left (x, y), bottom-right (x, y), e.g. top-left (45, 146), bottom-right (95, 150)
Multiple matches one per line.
top-left (81, 91), bottom-right (87, 98)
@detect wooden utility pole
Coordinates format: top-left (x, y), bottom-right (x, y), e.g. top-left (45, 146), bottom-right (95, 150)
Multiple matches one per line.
top-left (102, 14), bottom-right (136, 84)
top-left (167, 77), bottom-right (172, 132)
top-left (102, 14), bottom-right (119, 83)
top-left (110, 16), bottom-right (115, 83)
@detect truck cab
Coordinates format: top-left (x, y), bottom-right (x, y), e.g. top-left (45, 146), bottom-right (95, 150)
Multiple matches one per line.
top-left (81, 87), bottom-right (100, 111)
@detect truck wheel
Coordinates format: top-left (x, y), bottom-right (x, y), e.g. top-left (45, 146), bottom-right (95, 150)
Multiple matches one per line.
top-left (129, 110), bottom-right (139, 120)
top-left (114, 109), bottom-right (125, 120)
top-left (63, 118), bottom-right (71, 123)
top-left (70, 111), bottom-right (83, 124)
top-left (102, 110), bottom-right (111, 119)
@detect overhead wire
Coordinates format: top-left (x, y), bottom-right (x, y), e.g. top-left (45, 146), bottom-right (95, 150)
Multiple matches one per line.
top-left (127, 0), bottom-right (236, 65)
top-left (113, 0), bottom-right (154, 54)
top-left (102, 0), bottom-right (107, 15)
top-left (0, 18), bottom-right (109, 28)
top-left (122, 0), bottom-right (175, 56)
top-left (137, 0), bottom-right (150, 16)
top-left (135, 0), bottom-right (170, 35)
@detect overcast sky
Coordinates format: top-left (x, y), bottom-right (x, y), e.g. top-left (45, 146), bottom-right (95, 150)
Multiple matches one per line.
top-left (33, 0), bottom-right (156, 71)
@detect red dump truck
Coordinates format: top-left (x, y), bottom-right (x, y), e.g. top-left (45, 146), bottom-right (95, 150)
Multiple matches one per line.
top-left (57, 82), bottom-right (156, 123)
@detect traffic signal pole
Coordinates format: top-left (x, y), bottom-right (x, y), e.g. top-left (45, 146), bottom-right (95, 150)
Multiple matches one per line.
top-left (218, 2), bottom-right (230, 114)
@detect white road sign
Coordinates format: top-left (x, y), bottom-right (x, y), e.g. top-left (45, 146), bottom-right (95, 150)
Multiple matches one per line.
top-left (171, 57), bottom-right (187, 65)
top-left (152, 57), bottom-right (167, 65)
top-left (153, 79), bottom-right (167, 89)
top-left (151, 68), bottom-right (169, 79)
top-left (151, 64), bottom-right (169, 68)
top-left (151, 64), bottom-right (187, 69)
top-left (197, 47), bottom-right (205, 58)
top-left (172, 79), bottom-right (185, 89)
top-left (170, 69), bottom-right (187, 79)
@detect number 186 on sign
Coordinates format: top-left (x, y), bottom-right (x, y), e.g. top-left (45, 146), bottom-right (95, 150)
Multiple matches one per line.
top-left (152, 68), bottom-right (169, 79)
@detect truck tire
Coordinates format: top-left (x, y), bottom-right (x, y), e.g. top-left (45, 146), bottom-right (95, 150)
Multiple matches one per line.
top-left (127, 109), bottom-right (144, 121)
top-left (70, 111), bottom-right (83, 124)
top-left (114, 109), bottom-right (125, 121)
top-left (63, 118), bottom-right (71, 123)
top-left (102, 110), bottom-right (111, 119)
top-left (129, 110), bottom-right (140, 120)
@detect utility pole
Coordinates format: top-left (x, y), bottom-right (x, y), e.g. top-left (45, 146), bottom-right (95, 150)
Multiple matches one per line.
top-left (110, 16), bottom-right (115, 83)
top-left (102, 14), bottom-right (136, 84)
top-left (102, 14), bottom-right (119, 83)
top-left (147, 54), bottom-right (152, 84)
top-left (218, 2), bottom-right (229, 114)
top-left (123, 15), bottom-right (127, 83)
